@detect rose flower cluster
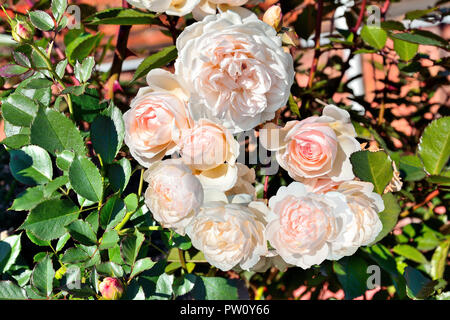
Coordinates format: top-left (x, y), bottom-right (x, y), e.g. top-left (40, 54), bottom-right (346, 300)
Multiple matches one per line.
top-left (123, 9), bottom-right (384, 272)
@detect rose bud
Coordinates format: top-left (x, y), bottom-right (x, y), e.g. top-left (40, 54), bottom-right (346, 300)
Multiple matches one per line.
top-left (99, 277), bottom-right (124, 300)
top-left (263, 5), bottom-right (282, 32)
top-left (11, 20), bottom-right (35, 42)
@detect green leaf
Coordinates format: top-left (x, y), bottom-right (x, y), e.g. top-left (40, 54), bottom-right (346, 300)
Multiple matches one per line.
top-left (55, 59), bottom-right (68, 79)
top-left (360, 25), bottom-right (387, 50)
top-left (130, 258), bottom-right (156, 280)
top-left (369, 193), bottom-right (401, 245)
top-left (23, 78), bottom-right (53, 89)
top-left (404, 266), bottom-right (438, 300)
top-left (431, 239), bottom-right (450, 280)
top-left (29, 10), bottom-right (55, 31)
top-left (380, 20), bottom-right (405, 31)
top-left (393, 38), bottom-right (418, 61)
top-left (10, 178), bottom-right (63, 211)
top-left (15, 74), bottom-right (52, 107)
top-left (56, 233), bottom-right (71, 252)
top-left (193, 277), bottom-right (239, 300)
top-left (71, 88), bottom-right (108, 122)
top-left (173, 274), bottom-right (197, 297)
top-left (9, 145), bottom-right (53, 186)
top-left (393, 244), bottom-right (428, 264)
top-left (0, 234), bottom-right (22, 274)
top-left (364, 244), bottom-right (406, 298)
top-left (0, 64), bottom-right (29, 78)
top-left (1, 93), bottom-right (38, 127)
top-left (288, 94), bottom-right (300, 117)
top-left (91, 105), bottom-right (124, 164)
top-left (1, 134), bottom-right (30, 149)
top-left (19, 199), bottom-right (79, 241)
top-left (99, 195), bottom-right (126, 230)
top-left (398, 155), bottom-right (426, 181)
top-left (124, 193), bottom-right (138, 213)
top-left (120, 230), bottom-right (145, 266)
top-left (65, 32), bottom-right (102, 65)
top-left (26, 230), bottom-right (51, 247)
top-left (30, 108), bottom-right (86, 156)
top-left (350, 150), bottom-right (394, 194)
top-left (0, 281), bottom-right (27, 300)
top-left (74, 56), bottom-right (95, 83)
top-left (56, 150), bottom-right (75, 171)
top-left (390, 30), bottom-right (448, 48)
top-left (418, 117), bottom-right (450, 175)
top-left (52, 0), bottom-right (68, 22)
top-left (152, 274), bottom-right (173, 300)
top-left (96, 261), bottom-right (124, 277)
top-left (66, 220), bottom-right (98, 246)
top-left (99, 229), bottom-right (119, 250)
top-left (31, 254), bottom-right (55, 296)
top-left (61, 247), bottom-right (89, 264)
top-left (132, 46), bottom-right (177, 82)
top-left (108, 158), bottom-right (131, 192)
top-left (69, 155), bottom-right (103, 202)
top-left (405, 7), bottom-right (437, 21)
top-left (85, 8), bottom-right (157, 25)
top-left (333, 256), bottom-right (369, 300)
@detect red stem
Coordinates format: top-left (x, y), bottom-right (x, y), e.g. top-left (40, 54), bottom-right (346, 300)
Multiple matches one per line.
top-left (263, 176), bottom-right (269, 200)
top-left (307, 0), bottom-right (324, 89)
top-left (351, 0), bottom-right (367, 34)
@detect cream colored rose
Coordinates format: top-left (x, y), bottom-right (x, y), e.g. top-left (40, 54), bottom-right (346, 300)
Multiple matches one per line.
top-left (250, 250), bottom-right (290, 273)
top-left (126, 0), bottom-right (201, 16)
top-left (143, 159), bottom-right (203, 235)
top-left (265, 182), bottom-right (355, 269)
top-left (179, 119), bottom-right (237, 171)
top-left (327, 181), bottom-right (383, 260)
top-left (225, 163), bottom-right (256, 198)
top-left (186, 200), bottom-right (268, 271)
top-left (175, 10), bottom-right (295, 133)
top-left (123, 69), bottom-right (191, 167)
top-left (192, 0), bottom-right (250, 20)
top-left (260, 105), bottom-right (361, 182)
top-left (178, 119), bottom-right (240, 192)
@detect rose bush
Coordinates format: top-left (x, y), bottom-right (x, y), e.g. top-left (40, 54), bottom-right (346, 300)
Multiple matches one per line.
top-left (0, 0), bottom-right (448, 301)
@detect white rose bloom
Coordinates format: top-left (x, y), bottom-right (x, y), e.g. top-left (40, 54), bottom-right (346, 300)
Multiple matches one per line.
top-left (265, 182), bottom-right (355, 269)
top-left (225, 162), bottom-right (256, 198)
top-left (260, 105), bottom-right (361, 182)
top-left (123, 69), bottom-right (192, 167)
top-left (143, 159), bottom-right (203, 235)
top-left (126, 0), bottom-right (201, 16)
top-left (192, 0), bottom-right (250, 20)
top-left (186, 200), bottom-right (268, 271)
top-left (327, 180), bottom-right (384, 260)
top-left (175, 10), bottom-right (295, 133)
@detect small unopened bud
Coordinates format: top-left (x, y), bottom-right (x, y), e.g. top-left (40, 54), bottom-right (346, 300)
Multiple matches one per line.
top-left (99, 277), bottom-right (124, 300)
top-left (12, 20), bottom-right (34, 42)
top-left (263, 5), bottom-right (282, 32)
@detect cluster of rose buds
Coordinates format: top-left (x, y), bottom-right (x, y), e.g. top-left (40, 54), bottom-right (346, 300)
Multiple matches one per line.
top-left (123, 8), bottom-right (385, 272)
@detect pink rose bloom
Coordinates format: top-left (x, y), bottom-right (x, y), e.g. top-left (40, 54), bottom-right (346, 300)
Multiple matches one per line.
top-left (186, 200), bottom-right (268, 271)
top-left (175, 10), bottom-right (294, 133)
top-left (178, 119), bottom-right (240, 192)
top-left (143, 159), bottom-right (204, 235)
top-left (327, 180), bottom-right (384, 259)
top-left (260, 105), bottom-right (361, 183)
top-left (123, 69), bottom-right (191, 167)
top-left (99, 277), bottom-right (124, 300)
top-left (265, 182), bottom-right (355, 269)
